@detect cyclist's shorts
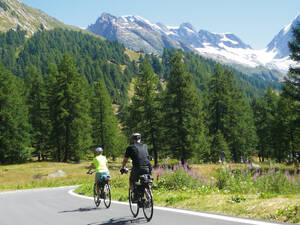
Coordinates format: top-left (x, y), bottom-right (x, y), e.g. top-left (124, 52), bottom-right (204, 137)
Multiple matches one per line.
top-left (130, 167), bottom-right (149, 184)
top-left (95, 171), bottom-right (110, 184)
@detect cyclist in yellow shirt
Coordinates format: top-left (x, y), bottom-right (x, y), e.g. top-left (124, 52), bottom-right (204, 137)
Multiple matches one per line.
top-left (87, 147), bottom-right (110, 191)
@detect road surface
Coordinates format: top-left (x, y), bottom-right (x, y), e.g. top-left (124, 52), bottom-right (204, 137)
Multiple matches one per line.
top-left (0, 186), bottom-right (287, 225)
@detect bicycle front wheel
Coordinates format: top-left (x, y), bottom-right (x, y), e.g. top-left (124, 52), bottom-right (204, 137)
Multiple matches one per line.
top-left (93, 183), bottom-right (101, 207)
top-left (129, 188), bottom-right (139, 217)
top-left (103, 183), bottom-right (111, 208)
top-left (142, 187), bottom-right (153, 221)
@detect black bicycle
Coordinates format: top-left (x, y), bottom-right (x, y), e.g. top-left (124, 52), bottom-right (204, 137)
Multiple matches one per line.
top-left (120, 168), bottom-right (154, 222)
top-left (87, 171), bottom-right (111, 208)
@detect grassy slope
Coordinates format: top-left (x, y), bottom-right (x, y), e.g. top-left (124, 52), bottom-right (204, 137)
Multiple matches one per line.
top-left (1, 161), bottom-right (299, 223)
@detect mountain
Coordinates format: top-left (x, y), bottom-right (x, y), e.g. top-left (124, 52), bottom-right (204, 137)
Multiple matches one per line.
top-left (266, 14), bottom-right (300, 59)
top-left (87, 13), bottom-right (193, 55)
top-left (0, 0), bottom-right (77, 34)
top-left (87, 12), bottom-right (299, 81)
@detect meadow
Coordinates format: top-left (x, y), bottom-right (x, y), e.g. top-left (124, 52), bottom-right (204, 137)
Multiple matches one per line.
top-left (1, 160), bottom-right (300, 223)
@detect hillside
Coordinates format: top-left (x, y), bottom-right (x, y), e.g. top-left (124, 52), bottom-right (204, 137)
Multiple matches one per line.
top-left (0, 28), bottom-right (137, 104)
top-left (0, 0), bottom-right (79, 34)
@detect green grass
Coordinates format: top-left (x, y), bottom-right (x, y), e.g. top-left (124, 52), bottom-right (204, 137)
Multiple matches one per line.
top-left (1, 161), bottom-right (300, 223)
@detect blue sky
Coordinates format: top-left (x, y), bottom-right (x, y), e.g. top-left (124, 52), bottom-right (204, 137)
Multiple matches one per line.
top-left (21, 0), bottom-right (300, 49)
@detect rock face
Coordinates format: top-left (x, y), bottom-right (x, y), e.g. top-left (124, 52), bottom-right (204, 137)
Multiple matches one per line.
top-left (0, 0), bottom-right (74, 35)
top-left (87, 13), bottom-right (193, 55)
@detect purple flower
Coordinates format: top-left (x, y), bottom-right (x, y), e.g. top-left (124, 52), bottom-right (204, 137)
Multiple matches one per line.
top-left (253, 172), bottom-right (259, 181)
top-left (194, 171), bottom-right (200, 179)
top-left (173, 165), bottom-right (178, 171)
top-left (285, 170), bottom-right (290, 175)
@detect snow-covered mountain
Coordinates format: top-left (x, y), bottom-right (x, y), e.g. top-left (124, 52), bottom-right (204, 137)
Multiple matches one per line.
top-left (87, 12), bottom-right (299, 80)
top-left (87, 13), bottom-right (193, 55)
top-left (266, 14), bottom-right (300, 59)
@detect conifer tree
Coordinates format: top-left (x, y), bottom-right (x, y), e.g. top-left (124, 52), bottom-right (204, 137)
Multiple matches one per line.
top-left (281, 22), bottom-right (300, 161)
top-left (208, 64), bottom-right (257, 162)
top-left (252, 88), bottom-right (278, 162)
top-left (0, 63), bottom-right (30, 164)
top-left (47, 54), bottom-right (92, 162)
top-left (125, 59), bottom-right (162, 167)
top-left (91, 78), bottom-right (125, 159)
top-left (273, 95), bottom-right (299, 162)
top-left (284, 23), bottom-right (300, 106)
top-left (163, 52), bottom-right (208, 164)
top-left (25, 65), bottom-right (50, 160)
top-left (210, 130), bottom-right (230, 163)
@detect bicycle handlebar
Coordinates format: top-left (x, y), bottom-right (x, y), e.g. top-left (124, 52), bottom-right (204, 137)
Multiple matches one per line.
top-left (86, 171), bottom-right (94, 175)
top-left (120, 168), bottom-right (129, 174)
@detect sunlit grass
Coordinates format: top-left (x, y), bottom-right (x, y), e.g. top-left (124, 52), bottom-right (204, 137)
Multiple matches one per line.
top-left (1, 161), bottom-right (300, 223)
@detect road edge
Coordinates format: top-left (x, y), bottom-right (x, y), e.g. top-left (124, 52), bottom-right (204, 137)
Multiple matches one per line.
top-left (69, 189), bottom-right (282, 225)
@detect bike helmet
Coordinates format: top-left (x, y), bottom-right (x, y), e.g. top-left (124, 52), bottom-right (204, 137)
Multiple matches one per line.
top-left (95, 147), bottom-right (103, 152)
top-left (131, 133), bottom-right (141, 140)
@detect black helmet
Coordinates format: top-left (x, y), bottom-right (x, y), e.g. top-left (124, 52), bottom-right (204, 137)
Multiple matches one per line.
top-left (131, 133), bottom-right (141, 140)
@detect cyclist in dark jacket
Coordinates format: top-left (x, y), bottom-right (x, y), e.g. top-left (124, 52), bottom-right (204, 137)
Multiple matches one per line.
top-left (121, 133), bottom-right (152, 191)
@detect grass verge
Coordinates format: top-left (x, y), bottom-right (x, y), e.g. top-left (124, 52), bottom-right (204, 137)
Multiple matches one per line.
top-left (1, 161), bottom-right (299, 223)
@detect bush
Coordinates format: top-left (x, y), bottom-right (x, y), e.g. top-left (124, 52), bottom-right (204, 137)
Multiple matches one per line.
top-left (214, 165), bottom-right (300, 194)
top-left (275, 205), bottom-right (300, 223)
top-left (154, 163), bottom-right (211, 191)
top-left (228, 194), bottom-right (246, 203)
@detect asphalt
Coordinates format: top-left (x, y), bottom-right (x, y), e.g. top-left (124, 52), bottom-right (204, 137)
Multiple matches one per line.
top-left (0, 186), bottom-right (287, 225)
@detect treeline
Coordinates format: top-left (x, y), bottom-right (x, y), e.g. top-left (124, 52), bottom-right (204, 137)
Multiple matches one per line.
top-left (0, 54), bottom-right (126, 164)
top-left (0, 27), bottom-right (298, 165)
top-left (0, 27), bottom-right (137, 105)
top-left (122, 51), bottom-right (300, 166)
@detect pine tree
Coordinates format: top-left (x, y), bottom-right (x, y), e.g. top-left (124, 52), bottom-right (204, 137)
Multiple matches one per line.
top-left (281, 22), bottom-right (300, 161)
top-left (125, 59), bottom-right (162, 167)
top-left (284, 23), bottom-right (300, 105)
top-left (208, 64), bottom-right (257, 162)
top-left (163, 52), bottom-right (208, 164)
top-left (273, 95), bottom-right (299, 162)
top-left (210, 130), bottom-right (230, 163)
top-left (25, 65), bottom-right (50, 160)
top-left (252, 88), bottom-right (278, 162)
top-left (47, 54), bottom-right (92, 162)
top-left (91, 78), bottom-right (125, 159)
top-left (0, 63), bottom-right (31, 164)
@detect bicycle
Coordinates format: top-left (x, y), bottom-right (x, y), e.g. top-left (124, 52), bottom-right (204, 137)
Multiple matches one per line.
top-left (87, 171), bottom-right (111, 208)
top-left (120, 168), bottom-right (154, 222)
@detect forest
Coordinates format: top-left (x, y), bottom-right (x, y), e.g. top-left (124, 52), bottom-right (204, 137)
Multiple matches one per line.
top-left (0, 27), bottom-right (299, 166)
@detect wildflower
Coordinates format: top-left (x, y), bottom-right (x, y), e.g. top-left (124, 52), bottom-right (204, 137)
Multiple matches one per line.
top-left (173, 164), bottom-right (178, 171)
top-left (253, 172), bottom-right (259, 181)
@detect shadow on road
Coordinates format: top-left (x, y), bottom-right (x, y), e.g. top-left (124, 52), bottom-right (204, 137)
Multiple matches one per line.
top-left (58, 206), bottom-right (103, 213)
top-left (87, 216), bottom-right (148, 225)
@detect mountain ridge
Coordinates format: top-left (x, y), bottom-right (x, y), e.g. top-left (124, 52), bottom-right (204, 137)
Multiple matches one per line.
top-left (87, 12), bottom-right (298, 80)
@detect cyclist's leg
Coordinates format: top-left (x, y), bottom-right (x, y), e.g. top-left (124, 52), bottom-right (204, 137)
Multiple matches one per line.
top-left (130, 168), bottom-right (139, 191)
top-left (95, 173), bottom-right (102, 194)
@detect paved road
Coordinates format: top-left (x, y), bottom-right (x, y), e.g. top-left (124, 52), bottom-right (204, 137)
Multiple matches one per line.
top-left (0, 186), bottom-right (286, 225)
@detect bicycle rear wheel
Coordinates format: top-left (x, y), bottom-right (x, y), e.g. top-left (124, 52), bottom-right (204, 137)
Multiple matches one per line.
top-left (103, 183), bottom-right (111, 208)
top-left (129, 188), bottom-right (139, 217)
top-left (142, 187), bottom-right (153, 221)
top-left (93, 183), bottom-right (101, 207)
